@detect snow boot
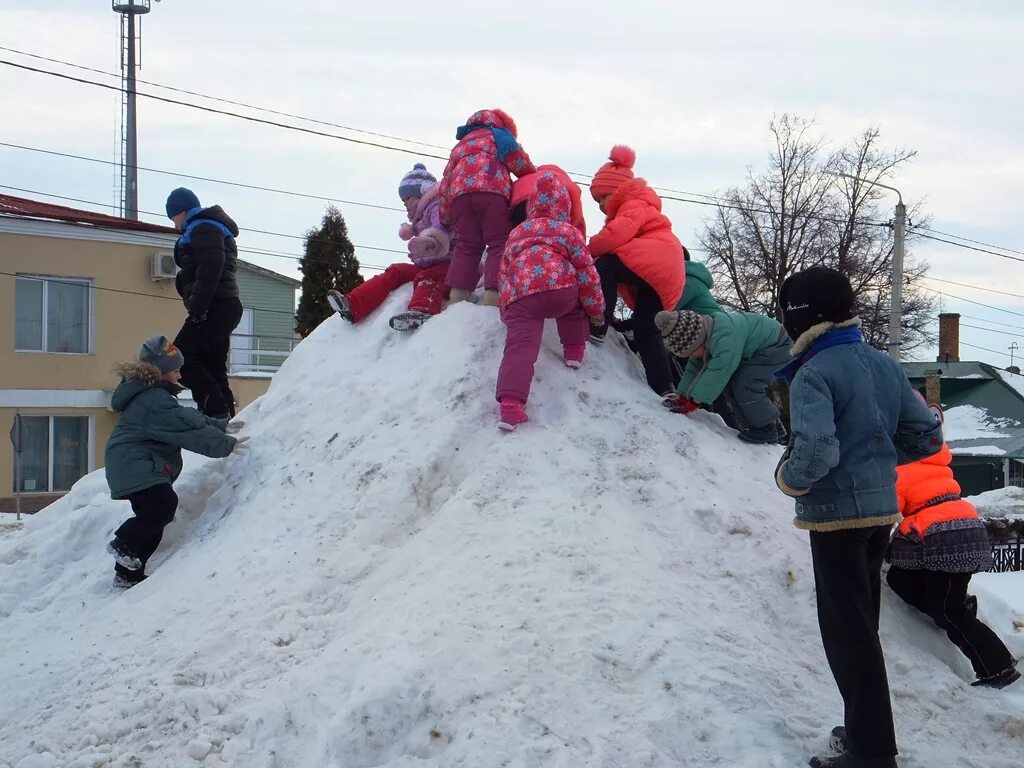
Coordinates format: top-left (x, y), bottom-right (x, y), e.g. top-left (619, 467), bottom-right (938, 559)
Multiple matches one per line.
top-left (113, 570), bottom-right (148, 590)
top-left (589, 325), bottom-right (608, 344)
top-left (480, 289), bottom-right (499, 307)
top-left (738, 423), bottom-right (780, 444)
top-left (829, 726), bottom-right (848, 754)
top-left (809, 753), bottom-right (897, 768)
top-left (964, 593), bottom-right (978, 619)
top-left (564, 343), bottom-right (585, 369)
top-left (106, 538), bottom-right (142, 572)
top-left (972, 664), bottom-right (1021, 689)
top-left (498, 398), bottom-right (528, 432)
top-left (447, 288), bottom-right (474, 306)
top-left (389, 311), bottom-right (431, 332)
top-left (326, 290), bottom-right (354, 322)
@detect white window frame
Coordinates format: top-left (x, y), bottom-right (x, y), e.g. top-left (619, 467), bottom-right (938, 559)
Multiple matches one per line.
top-left (15, 274), bottom-right (95, 355)
top-left (14, 414), bottom-right (94, 493)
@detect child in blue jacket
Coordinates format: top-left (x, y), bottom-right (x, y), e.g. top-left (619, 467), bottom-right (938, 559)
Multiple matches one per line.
top-left (774, 267), bottom-right (942, 768)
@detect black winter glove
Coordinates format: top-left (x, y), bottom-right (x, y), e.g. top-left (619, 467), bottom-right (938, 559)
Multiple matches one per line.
top-left (188, 313), bottom-right (208, 326)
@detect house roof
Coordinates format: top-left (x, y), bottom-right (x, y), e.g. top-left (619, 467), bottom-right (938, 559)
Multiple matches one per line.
top-left (903, 360), bottom-right (1024, 459)
top-left (0, 194), bottom-right (178, 235)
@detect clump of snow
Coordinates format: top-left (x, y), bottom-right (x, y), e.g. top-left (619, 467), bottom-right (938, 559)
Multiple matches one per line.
top-left (972, 571), bottom-right (1024, 642)
top-left (943, 404), bottom-right (1010, 442)
top-left (0, 291), bottom-right (1022, 767)
top-left (969, 485), bottom-right (1024, 520)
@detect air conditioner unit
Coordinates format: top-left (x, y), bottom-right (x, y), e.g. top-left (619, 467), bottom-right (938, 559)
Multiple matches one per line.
top-left (152, 251), bottom-right (178, 281)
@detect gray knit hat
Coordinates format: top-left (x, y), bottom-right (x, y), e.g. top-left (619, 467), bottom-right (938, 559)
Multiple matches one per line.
top-left (139, 335), bottom-right (184, 373)
top-left (656, 311), bottom-right (714, 357)
top-left (398, 163), bottom-right (437, 200)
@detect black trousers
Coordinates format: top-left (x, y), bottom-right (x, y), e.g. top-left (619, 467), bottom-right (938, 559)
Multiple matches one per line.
top-left (596, 255), bottom-right (673, 396)
top-left (887, 567), bottom-right (1014, 679)
top-left (114, 484), bottom-right (179, 575)
top-left (174, 297), bottom-right (244, 417)
top-left (809, 526), bottom-right (898, 760)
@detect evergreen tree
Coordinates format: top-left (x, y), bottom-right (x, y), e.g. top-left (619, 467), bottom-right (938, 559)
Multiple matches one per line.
top-left (295, 205), bottom-right (364, 337)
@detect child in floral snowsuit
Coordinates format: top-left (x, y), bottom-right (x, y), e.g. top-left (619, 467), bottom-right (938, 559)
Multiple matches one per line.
top-left (495, 173), bottom-right (605, 430)
top-left (439, 108), bottom-right (535, 307)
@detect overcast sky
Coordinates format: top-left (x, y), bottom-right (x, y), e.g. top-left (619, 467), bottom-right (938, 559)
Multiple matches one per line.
top-left (1, 0), bottom-right (1022, 364)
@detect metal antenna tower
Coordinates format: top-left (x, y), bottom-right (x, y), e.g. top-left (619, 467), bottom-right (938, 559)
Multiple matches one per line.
top-left (112, 1), bottom-right (156, 219)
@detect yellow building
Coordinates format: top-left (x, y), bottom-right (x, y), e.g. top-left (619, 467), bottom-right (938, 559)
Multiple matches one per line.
top-left (1, 194), bottom-right (297, 512)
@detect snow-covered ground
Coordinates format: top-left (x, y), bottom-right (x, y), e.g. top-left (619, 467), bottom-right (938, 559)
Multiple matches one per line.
top-left (943, 404), bottom-right (1010, 442)
top-left (0, 292), bottom-right (1022, 768)
top-left (969, 485), bottom-right (1024, 521)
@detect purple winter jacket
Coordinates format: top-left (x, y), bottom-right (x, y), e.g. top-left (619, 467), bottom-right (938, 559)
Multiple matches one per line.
top-left (398, 184), bottom-right (452, 268)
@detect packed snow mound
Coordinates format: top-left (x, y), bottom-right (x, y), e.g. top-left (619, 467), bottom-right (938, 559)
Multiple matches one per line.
top-left (969, 485), bottom-right (1024, 520)
top-left (1, 292), bottom-right (1022, 768)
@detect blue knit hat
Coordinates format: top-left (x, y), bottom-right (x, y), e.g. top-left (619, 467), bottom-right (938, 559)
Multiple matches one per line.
top-left (398, 163), bottom-right (437, 200)
top-left (165, 187), bottom-right (201, 218)
top-left (139, 335), bottom-right (184, 373)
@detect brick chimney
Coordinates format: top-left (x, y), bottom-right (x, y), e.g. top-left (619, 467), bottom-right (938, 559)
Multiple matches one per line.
top-left (937, 313), bottom-right (960, 362)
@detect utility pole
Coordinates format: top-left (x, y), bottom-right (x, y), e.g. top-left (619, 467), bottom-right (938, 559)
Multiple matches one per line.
top-left (832, 172), bottom-right (905, 360)
top-left (1010, 342), bottom-right (1019, 370)
top-left (125, 7), bottom-right (139, 220)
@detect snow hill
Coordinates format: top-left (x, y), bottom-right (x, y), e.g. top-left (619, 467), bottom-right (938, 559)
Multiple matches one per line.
top-left (1, 292), bottom-right (1022, 768)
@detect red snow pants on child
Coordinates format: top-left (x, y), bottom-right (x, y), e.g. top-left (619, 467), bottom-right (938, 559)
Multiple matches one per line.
top-left (346, 262), bottom-right (448, 322)
top-left (496, 286), bottom-right (589, 404)
top-left (446, 192), bottom-right (512, 292)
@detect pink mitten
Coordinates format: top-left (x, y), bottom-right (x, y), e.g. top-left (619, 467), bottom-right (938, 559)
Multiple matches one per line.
top-left (408, 235), bottom-right (437, 258)
top-left (398, 222), bottom-right (415, 241)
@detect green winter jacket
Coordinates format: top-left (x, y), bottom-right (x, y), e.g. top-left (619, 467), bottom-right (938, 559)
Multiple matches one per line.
top-left (674, 261), bottom-right (723, 316)
top-left (105, 362), bottom-right (236, 499)
top-left (677, 312), bottom-right (787, 403)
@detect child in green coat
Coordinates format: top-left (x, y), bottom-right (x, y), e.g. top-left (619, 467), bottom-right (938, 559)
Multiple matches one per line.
top-left (674, 249), bottom-right (723, 317)
top-left (105, 335), bottom-right (248, 588)
top-left (655, 309), bottom-right (791, 443)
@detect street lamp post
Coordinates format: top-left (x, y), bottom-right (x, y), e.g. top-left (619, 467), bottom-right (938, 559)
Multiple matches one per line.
top-left (833, 173), bottom-right (906, 361)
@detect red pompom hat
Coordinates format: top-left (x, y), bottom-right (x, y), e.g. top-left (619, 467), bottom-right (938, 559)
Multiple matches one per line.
top-left (590, 145), bottom-right (636, 201)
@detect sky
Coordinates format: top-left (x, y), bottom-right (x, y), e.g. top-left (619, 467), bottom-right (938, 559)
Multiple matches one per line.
top-left (1, 0), bottom-right (1022, 365)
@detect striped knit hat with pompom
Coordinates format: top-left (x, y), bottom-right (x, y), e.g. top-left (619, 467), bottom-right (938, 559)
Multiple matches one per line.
top-left (398, 163), bottom-right (437, 200)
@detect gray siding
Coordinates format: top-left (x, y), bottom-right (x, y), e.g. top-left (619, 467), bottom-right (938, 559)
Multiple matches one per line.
top-left (235, 266), bottom-right (298, 370)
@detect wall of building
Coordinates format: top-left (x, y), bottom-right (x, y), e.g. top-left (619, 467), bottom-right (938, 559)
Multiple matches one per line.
top-left (234, 266), bottom-right (297, 371)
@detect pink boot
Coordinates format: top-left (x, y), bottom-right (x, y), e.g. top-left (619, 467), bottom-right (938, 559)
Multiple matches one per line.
top-left (563, 343), bottom-right (585, 369)
top-left (498, 397), bottom-right (528, 432)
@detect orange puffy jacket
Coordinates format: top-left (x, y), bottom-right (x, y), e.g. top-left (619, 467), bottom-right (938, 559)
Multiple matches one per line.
top-left (588, 179), bottom-right (685, 311)
top-left (895, 443), bottom-right (979, 538)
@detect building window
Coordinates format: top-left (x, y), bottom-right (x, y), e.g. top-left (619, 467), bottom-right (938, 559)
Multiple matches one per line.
top-left (12, 415), bottom-right (90, 493)
top-left (1009, 459), bottom-right (1024, 488)
top-left (15, 276), bottom-right (92, 354)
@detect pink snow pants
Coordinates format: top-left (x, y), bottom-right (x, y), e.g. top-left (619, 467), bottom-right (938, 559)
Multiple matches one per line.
top-left (495, 286), bottom-right (589, 404)
top-left (446, 192), bottom-right (512, 292)
top-left (346, 262), bottom-right (448, 322)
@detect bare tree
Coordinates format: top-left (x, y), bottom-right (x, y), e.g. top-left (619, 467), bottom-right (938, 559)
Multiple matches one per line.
top-left (700, 116), bottom-right (938, 352)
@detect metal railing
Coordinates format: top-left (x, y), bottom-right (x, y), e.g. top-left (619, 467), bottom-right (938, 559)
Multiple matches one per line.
top-left (229, 333), bottom-right (298, 374)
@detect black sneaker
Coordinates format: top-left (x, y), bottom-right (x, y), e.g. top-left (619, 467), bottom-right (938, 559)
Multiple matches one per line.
top-left (589, 325), bottom-right (608, 344)
top-left (106, 538), bottom-right (142, 571)
top-left (829, 726), bottom-right (848, 754)
top-left (738, 424), bottom-right (780, 444)
top-left (326, 290), bottom-right (354, 322)
top-left (972, 664), bottom-right (1021, 689)
top-left (113, 570), bottom-right (148, 590)
top-left (389, 311), bottom-right (431, 332)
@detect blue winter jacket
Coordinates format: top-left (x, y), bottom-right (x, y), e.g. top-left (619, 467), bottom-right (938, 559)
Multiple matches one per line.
top-left (775, 321), bottom-right (943, 531)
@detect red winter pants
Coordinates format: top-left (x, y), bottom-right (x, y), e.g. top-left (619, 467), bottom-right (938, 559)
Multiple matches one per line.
top-left (346, 262), bottom-right (448, 322)
top-left (447, 192), bottom-right (512, 292)
top-left (496, 287), bottom-right (589, 404)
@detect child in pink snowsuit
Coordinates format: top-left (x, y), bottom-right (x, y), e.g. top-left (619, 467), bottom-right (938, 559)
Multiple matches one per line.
top-left (327, 164), bottom-right (451, 331)
top-left (439, 108), bottom-right (536, 307)
top-left (495, 172), bottom-right (605, 431)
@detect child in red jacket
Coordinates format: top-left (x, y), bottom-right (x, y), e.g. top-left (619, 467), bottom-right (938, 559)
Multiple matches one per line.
top-left (587, 146), bottom-right (685, 397)
top-left (439, 109), bottom-right (536, 307)
top-left (495, 173), bottom-right (605, 430)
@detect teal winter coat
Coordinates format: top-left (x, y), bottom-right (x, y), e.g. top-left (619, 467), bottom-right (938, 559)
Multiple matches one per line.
top-left (677, 312), bottom-right (788, 404)
top-left (105, 362), bottom-right (236, 499)
top-left (674, 261), bottom-right (723, 316)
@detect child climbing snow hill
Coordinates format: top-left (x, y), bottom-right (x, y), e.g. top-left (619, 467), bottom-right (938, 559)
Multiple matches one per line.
top-left (328, 163), bottom-right (452, 332)
top-left (587, 145), bottom-right (685, 397)
top-left (510, 164), bottom-right (586, 235)
top-left (495, 172), bottom-right (605, 431)
top-left (439, 109), bottom-right (536, 306)
top-left (655, 309), bottom-right (790, 443)
top-left (888, 426), bottom-right (1020, 690)
top-left (105, 336), bottom-right (246, 588)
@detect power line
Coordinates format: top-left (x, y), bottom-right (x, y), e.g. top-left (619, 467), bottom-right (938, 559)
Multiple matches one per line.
top-left (961, 323), bottom-right (1024, 339)
top-left (914, 231), bottom-right (1024, 263)
top-left (921, 285), bottom-right (1024, 319)
top-left (960, 341), bottom-right (1013, 359)
top-left (0, 45), bottom-right (453, 153)
top-left (917, 226), bottom-right (1024, 258)
top-left (923, 275), bottom-right (1024, 303)
top-left (0, 142), bottom-right (404, 213)
top-left (0, 59), bottom-right (450, 161)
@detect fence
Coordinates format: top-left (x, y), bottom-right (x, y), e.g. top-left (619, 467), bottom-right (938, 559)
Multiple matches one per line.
top-left (229, 333), bottom-right (298, 374)
top-left (984, 518), bottom-right (1024, 573)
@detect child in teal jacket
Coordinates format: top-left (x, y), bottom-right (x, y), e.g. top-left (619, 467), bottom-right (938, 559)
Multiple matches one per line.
top-left (655, 309), bottom-right (790, 443)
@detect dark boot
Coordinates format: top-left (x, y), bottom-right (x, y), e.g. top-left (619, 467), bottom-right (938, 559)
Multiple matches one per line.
top-left (589, 324), bottom-right (608, 344)
top-left (972, 664), bottom-right (1021, 689)
top-left (106, 538), bottom-right (142, 572)
top-left (738, 423), bottom-right (779, 444)
top-left (829, 726), bottom-right (848, 754)
top-left (327, 290), bottom-right (354, 322)
top-left (113, 569), bottom-right (148, 589)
